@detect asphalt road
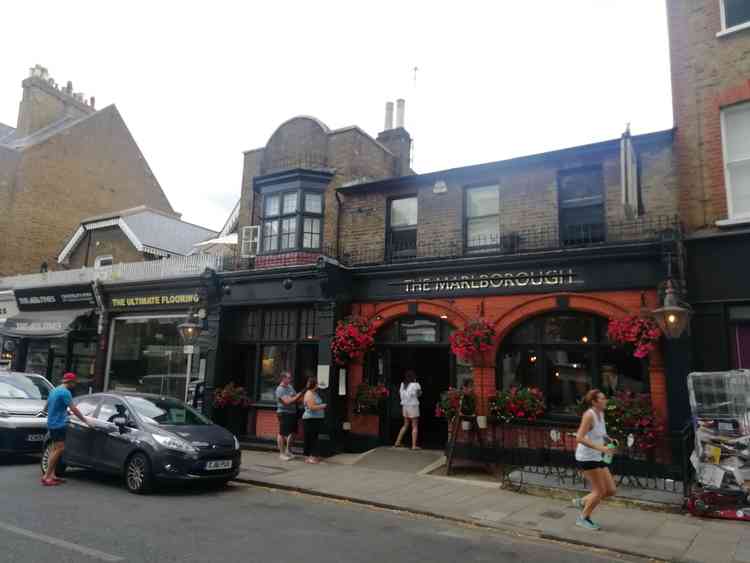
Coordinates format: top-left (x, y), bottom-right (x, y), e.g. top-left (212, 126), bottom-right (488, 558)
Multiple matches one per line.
top-left (0, 455), bottom-right (638, 563)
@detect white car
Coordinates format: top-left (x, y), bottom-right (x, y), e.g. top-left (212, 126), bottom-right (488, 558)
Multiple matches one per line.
top-left (0, 371), bottom-right (53, 454)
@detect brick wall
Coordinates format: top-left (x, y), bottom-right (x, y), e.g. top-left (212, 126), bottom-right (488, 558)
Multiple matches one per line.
top-left (667, 0), bottom-right (750, 229)
top-left (66, 227), bottom-right (145, 268)
top-left (0, 105), bottom-right (174, 276)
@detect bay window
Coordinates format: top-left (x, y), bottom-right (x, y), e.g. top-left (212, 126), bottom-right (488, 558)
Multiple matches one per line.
top-left (261, 190), bottom-right (324, 253)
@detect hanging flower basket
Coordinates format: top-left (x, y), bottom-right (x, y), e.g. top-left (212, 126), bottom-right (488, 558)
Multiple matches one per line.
top-left (213, 382), bottom-right (252, 409)
top-left (449, 319), bottom-right (496, 363)
top-left (331, 316), bottom-right (376, 366)
top-left (607, 315), bottom-right (662, 359)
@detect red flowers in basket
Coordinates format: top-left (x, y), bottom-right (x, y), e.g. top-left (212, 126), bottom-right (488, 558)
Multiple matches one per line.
top-left (607, 315), bottom-right (662, 359)
top-left (449, 319), bottom-right (496, 363)
top-left (213, 382), bottom-right (252, 409)
top-left (331, 316), bottom-right (376, 366)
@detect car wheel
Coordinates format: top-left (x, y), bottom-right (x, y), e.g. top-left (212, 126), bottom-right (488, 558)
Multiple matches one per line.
top-left (40, 442), bottom-right (66, 477)
top-left (125, 453), bottom-right (153, 494)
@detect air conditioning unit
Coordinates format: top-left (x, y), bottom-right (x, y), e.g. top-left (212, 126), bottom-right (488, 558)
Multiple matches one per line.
top-left (240, 225), bottom-right (260, 258)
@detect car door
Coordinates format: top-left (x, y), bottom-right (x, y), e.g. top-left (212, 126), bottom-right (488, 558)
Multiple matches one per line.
top-left (92, 397), bottom-right (138, 474)
top-left (64, 396), bottom-right (99, 467)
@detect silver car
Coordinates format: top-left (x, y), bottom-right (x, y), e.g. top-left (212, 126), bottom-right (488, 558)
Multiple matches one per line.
top-left (0, 371), bottom-right (53, 453)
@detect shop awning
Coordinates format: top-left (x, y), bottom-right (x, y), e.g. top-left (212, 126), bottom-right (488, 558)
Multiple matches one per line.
top-left (0, 309), bottom-right (95, 338)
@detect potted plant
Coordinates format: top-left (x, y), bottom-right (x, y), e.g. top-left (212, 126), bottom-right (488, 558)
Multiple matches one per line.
top-left (354, 382), bottom-right (389, 415)
top-left (436, 387), bottom-right (477, 431)
top-left (331, 316), bottom-right (376, 366)
top-left (607, 315), bottom-right (662, 359)
top-left (213, 382), bottom-right (252, 436)
top-left (449, 319), bottom-right (496, 363)
top-left (460, 391), bottom-right (477, 430)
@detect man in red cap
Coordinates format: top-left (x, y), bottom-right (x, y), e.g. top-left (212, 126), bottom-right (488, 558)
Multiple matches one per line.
top-left (41, 372), bottom-right (91, 486)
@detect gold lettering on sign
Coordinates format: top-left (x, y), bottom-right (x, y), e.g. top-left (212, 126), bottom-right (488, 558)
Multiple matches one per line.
top-left (111, 294), bottom-right (200, 307)
top-left (400, 269), bottom-right (580, 294)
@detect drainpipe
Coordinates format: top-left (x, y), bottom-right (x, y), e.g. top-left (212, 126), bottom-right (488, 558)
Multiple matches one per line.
top-left (335, 191), bottom-right (344, 262)
top-left (90, 279), bottom-right (108, 393)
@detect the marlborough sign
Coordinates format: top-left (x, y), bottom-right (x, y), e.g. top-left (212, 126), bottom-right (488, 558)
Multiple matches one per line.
top-left (110, 293), bottom-right (200, 308)
top-left (401, 268), bottom-right (581, 294)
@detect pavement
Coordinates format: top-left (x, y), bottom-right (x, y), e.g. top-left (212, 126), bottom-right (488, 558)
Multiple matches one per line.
top-left (0, 454), bottom-right (628, 563)
top-left (237, 448), bottom-right (750, 563)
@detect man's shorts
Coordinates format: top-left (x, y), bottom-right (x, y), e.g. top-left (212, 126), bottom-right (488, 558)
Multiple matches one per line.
top-left (278, 413), bottom-right (298, 437)
top-left (48, 427), bottom-right (67, 443)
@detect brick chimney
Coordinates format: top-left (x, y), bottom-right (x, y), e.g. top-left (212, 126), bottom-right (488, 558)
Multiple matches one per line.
top-left (377, 98), bottom-right (412, 176)
top-left (16, 65), bottom-right (96, 137)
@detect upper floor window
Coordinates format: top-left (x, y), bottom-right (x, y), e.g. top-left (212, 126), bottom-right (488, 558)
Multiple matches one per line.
top-left (387, 197), bottom-right (417, 259)
top-left (94, 255), bottom-right (113, 268)
top-left (558, 168), bottom-right (605, 246)
top-left (465, 185), bottom-right (500, 249)
top-left (721, 0), bottom-right (750, 32)
top-left (722, 101), bottom-right (750, 220)
top-left (261, 190), bottom-right (323, 253)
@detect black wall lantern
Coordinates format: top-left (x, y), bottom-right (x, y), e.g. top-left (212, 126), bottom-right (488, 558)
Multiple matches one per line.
top-left (652, 280), bottom-right (692, 339)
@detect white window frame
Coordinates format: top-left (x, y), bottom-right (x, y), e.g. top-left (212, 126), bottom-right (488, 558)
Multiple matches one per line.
top-left (94, 255), bottom-right (113, 268)
top-left (718, 0), bottom-right (750, 37)
top-left (720, 101), bottom-right (750, 222)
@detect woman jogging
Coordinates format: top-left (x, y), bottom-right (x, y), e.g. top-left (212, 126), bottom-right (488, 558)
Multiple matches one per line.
top-left (573, 389), bottom-right (617, 530)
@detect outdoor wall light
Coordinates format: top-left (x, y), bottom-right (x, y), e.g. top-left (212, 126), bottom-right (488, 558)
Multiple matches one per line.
top-left (652, 280), bottom-right (692, 339)
top-left (440, 314), bottom-right (448, 320)
top-left (178, 311), bottom-right (201, 345)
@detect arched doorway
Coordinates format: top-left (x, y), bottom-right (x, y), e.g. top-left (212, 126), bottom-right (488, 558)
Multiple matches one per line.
top-left (367, 315), bottom-right (471, 448)
top-left (497, 311), bottom-right (649, 418)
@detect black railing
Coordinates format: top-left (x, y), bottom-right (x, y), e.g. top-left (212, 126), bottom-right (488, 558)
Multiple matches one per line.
top-left (337, 215), bottom-right (681, 267)
top-left (451, 420), bottom-right (694, 497)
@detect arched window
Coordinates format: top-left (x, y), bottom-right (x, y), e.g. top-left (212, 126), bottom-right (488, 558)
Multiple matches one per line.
top-left (497, 312), bottom-right (648, 417)
top-left (376, 316), bottom-right (453, 344)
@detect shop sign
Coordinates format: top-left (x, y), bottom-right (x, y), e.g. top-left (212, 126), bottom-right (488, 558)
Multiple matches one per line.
top-left (401, 268), bottom-right (580, 294)
top-left (109, 292), bottom-right (200, 309)
top-left (15, 285), bottom-right (96, 311)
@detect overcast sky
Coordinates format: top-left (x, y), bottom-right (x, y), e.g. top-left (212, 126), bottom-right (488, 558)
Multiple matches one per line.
top-left (1, 1), bottom-right (672, 232)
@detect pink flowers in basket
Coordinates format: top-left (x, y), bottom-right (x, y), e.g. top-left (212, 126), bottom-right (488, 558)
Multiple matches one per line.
top-left (607, 315), bottom-right (661, 359)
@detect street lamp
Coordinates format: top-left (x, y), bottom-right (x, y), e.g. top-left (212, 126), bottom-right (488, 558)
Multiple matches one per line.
top-left (652, 280), bottom-right (692, 339)
top-left (178, 312), bottom-right (201, 403)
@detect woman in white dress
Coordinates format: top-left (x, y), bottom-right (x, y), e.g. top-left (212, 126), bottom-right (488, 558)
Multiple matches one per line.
top-left (394, 370), bottom-right (421, 450)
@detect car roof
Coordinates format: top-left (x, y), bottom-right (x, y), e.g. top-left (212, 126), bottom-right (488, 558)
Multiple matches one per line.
top-left (84, 391), bottom-right (184, 402)
top-left (0, 371), bottom-right (53, 383)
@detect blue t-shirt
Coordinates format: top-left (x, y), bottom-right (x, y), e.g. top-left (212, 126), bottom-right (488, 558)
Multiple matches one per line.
top-left (47, 386), bottom-right (73, 430)
top-left (275, 384), bottom-right (298, 414)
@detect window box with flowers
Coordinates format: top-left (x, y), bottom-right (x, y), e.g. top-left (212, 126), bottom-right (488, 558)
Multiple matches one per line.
top-left (331, 317), bottom-right (376, 366)
top-left (354, 383), bottom-right (389, 415)
top-left (213, 383), bottom-right (252, 436)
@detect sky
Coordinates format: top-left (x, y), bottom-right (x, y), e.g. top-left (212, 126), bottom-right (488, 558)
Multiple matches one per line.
top-left (0, 1), bottom-right (673, 232)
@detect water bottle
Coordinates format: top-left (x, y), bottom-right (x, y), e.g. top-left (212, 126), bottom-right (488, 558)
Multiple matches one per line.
top-left (603, 441), bottom-right (617, 465)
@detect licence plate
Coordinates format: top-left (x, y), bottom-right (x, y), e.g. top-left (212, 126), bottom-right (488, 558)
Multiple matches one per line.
top-left (26, 434), bottom-right (45, 442)
top-left (205, 460), bottom-right (232, 471)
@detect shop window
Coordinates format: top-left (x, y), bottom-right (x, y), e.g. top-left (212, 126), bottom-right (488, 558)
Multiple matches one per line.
top-left (498, 312), bottom-right (648, 417)
top-left (558, 168), bottom-right (605, 246)
top-left (387, 197), bottom-right (417, 259)
top-left (722, 0), bottom-right (750, 31)
top-left (377, 316), bottom-right (452, 344)
top-left (259, 344), bottom-right (294, 402)
top-left (465, 185), bottom-right (500, 249)
top-left (261, 190), bottom-right (324, 253)
top-left (300, 308), bottom-right (318, 340)
top-left (721, 101), bottom-right (750, 220)
top-left (262, 309), bottom-right (298, 341)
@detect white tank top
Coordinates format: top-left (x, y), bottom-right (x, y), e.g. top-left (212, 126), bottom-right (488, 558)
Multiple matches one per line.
top-left (575, 409), bottom-right (606, 462)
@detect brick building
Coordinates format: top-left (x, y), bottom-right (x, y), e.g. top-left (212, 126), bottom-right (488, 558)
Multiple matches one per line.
top-left (667, 1), bottom-right (750, 372)
top-left (0, 65), bottom-right (174, 277)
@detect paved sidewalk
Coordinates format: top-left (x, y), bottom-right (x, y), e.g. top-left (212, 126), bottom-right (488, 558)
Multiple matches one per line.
top-left (236, 449), bottom-right (750, 563)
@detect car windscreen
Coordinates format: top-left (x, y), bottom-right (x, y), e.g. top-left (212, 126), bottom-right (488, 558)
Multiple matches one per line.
top-left (125, 396), bottom-right (212, 426)
top-left (0, 374), bottom-right (52, 399)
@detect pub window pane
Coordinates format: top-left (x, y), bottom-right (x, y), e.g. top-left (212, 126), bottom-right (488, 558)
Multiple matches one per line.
top-left (264, 195), bottom-right (280, 217)
top-left (305, 192), bottom-right (323, 214)
top-left (259, 345), bottom-right (293, 402)
top-left (262, 309), bottom-right (297, 341)
top-left (725, 0), bottom-right (750, 29)
top-left (542, 315), bottom-right (593, 344)
top-left (263, 220), bottom-right (279, 252)
top-left (303, 217), bottom-right (321, 249)
top-left (399, 318), bottom-right (437, 343)
top-left (389, 197), bottom-right (418, 227)
top-left (300, 308), bottom-right (318, 339)
top-left (283, 192), bottom-right (298, 214)
top-left (280, 217), bottom-right (297, 250)
top-left (467, 216), bottom-right (500, 248)
top-left (558, 168), bottom-right (605, 246)
top-left (467, 185), bottom-right (499, 217)
top-left (599, 346), bottom-right (648, 395)
top-left (545, 348), bottom-right (592, 416)
top-left (499, 349), bottom-right (544, 392)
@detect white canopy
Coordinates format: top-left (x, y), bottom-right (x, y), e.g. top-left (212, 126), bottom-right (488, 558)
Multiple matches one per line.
top-left (193, 233), bottom-right (238, 247)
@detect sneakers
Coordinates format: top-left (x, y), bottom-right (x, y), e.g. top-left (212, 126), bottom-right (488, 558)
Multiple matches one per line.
top-left (575, 516), bottom-right (601, 531)
top-left (279, 453), bottom-right (293, 461)
top-left (40, 478), bottom-right (61, 487)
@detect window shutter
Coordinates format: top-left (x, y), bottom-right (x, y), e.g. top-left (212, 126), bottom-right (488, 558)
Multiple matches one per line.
top-left (241, 225), bottom-right (260, 258)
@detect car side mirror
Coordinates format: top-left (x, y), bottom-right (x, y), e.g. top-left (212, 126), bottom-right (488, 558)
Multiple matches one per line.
top-left (112, 416), bottom-right (128, 431)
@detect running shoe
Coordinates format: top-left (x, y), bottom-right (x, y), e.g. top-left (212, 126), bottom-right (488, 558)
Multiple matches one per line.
top-left (575, 516), bottom-right (601, 531)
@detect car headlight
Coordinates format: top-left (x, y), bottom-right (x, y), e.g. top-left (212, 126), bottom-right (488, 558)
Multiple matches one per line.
top-left (153, 433), bottom-right (197, 454)
top-left (233, 436), bottom-right (240, 451)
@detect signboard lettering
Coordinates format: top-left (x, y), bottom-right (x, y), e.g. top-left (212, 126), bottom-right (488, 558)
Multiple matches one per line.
top-left (110, 293), bottom-right (200, 309)
top-left (15, 285), bottom-right (96, 311)
top-left (401, 268), bottom-right (580, 294)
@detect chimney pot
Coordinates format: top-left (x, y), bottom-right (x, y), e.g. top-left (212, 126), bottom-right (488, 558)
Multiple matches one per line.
top-left (384, 102), bottom-right (394, 130)
top-left (396, 99), bottom-right (405, 128)
top-left (65, 81), bottom-right (73, 94)
top-left (90, 96), bottom-right (96, 109)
